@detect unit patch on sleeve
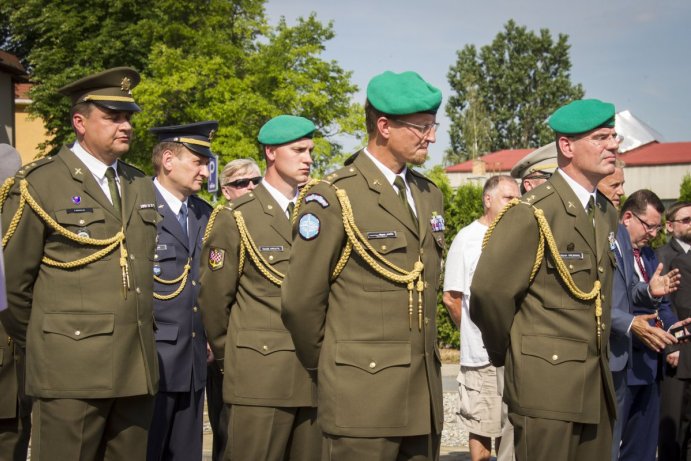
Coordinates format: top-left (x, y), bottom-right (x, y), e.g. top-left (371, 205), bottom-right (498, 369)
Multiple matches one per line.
top-left (298, 213), bottom-right (321, 240)
top-left (208, 247), bottom-right (225, 270)
top-left (304, 193), bottom-right (330, 208)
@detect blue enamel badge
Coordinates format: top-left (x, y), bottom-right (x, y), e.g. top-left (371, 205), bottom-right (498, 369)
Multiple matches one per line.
top-left (298, 213), bottom-right (320, 240)
top-left (305, 193), bottom-right (329, 208)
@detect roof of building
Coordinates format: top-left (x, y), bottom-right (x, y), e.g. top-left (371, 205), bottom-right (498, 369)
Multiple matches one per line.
top-left (0, 50), bottom-right (27, 77)
top-left (15, 82), bottom-right (31, 99)
top-left (445, 141), bottom-right (691, 174)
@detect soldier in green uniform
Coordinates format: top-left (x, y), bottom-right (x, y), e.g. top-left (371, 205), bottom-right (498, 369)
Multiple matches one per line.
top-left (470, 99), bottom-right (621, 460)
top-left (281, 71), bottom-right (446, 461)
top-left (0, 67), bottom-right (160, 460)
top-left (199, 115), bottom-right (321, 460)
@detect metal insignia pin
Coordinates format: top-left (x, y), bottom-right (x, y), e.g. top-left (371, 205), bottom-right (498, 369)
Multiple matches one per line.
top-left (72, 196), bottom-right (81, 204)
top-left (568, 201), bottom-right (575, 208)
top-left (208, 129), bottom-right (215, 141)
top-left (74, 168), bottom-right (83, 175)
top-left (121, 76), bottom-right (132, 93)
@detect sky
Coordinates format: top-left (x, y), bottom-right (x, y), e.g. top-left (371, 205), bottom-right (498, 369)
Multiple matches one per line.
top-left (264, 0), bottom-right (691, 166)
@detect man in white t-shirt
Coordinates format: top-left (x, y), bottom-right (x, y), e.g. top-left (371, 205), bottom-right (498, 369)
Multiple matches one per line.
top-left (443, 175), bottom-right (519, 461)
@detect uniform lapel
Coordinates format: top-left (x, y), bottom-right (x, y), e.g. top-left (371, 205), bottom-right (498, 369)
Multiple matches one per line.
top-left (58, 147), bottom-right (120, 221)
top-left (155, 188), bottom-right (189, 251)
top-left (187, 198), bottom-right (202, 253)
top-left (594, 194), bottom-right (611, 264)
top-left (255, 184), bottom-right (291, 245)
top-left (118, 162), bottom-right (139, 227)
top-left (407, 171), bottom-right (426, 242)
top-left (550, 173), bottom-right (596, 254)
top-left (354, 153), bottom-right (418, 236)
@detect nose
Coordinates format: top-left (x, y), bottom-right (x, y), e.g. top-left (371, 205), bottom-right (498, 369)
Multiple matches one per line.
top-left (200, 164), bottom-right (210, 179)
top-left (425, 126), bottom-right (437, 143)
top-left (247, 181), bottom-right (257, 191)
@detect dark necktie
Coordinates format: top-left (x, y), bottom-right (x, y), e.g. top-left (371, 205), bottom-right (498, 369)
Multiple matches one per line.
top-left (586, 195), bottom-right (595, 226)
top-left (105, 167), bottom-right (121, 216)
top-left (178, 202), bottom-right (188, 238)
top-left (287, 202), bottom-right (295, 219)
top-left (633, 248), bottom-right (649, 283)
top-left (393, 176), bottom-right (417, 225)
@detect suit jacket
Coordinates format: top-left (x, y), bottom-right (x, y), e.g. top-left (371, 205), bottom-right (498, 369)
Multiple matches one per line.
top-left (199, 183), bottom-right (315, 408)
top-left (609, 224), bottom-right (656, 373)
top-left (669, 252), bottom-right (691, 378)
top-left (281, 152), bottom-right (445, 438)
top-left (627, 246), bottom-right (677, 385)
top-left (470, 171), bottom-right (618, 424)
top-left (153, 188), bottom-right (210, 393)
top-left (657, 238), bottom-right (687, 274)
top-left (0, 146), bottom-right (160, 398)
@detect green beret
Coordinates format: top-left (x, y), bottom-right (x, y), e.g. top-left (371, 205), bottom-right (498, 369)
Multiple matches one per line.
top-left (257, 115), bottom-right (316, 146)
top-left (58, 67), bottom-right (141, 112)
top-left (366, 71), bottom-right (442, 115)
top-left (548, 99), bottom-right (615, 135)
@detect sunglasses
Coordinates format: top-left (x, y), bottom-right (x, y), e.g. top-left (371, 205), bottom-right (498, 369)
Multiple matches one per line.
top-left (669, 216), bottom-right (691, 225)
top-left (224, 176), bottom-right (262, 188)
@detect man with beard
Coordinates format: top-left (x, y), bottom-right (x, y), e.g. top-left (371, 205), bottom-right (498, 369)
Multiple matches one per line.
top-left (282, 71), bottom-right (445, 460)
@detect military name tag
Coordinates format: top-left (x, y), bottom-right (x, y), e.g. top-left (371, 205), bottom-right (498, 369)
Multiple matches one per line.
top-left (66, 207), bottom-right (94, 214)
top-left (367, 231), bottom-right (397, 239)
top-left (139, 203), bottom-right (156, 209)
top-left (157, 244), bottom-right (168, 251)
top-left (560, 252), bottom-right (584, 260)
top-left (259, 246), bottom-right (284, 252)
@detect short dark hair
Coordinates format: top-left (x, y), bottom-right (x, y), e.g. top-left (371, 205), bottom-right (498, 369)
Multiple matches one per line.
top-left (666, 201), bottom-right (691, 221)
top-left (620, 189), bottom-right (664, 217)
top-left (152, 142), bottom-right (184, 174)
top-left (364, 99), bottom-right (389, 136)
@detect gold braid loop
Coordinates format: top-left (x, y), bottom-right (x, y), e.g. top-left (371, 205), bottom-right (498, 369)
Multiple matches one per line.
top-left (292, 178), bottom-right (321, 225)
top-left (2, 179), bottom-right (25, 248)
top-left (8, 180), bottom-right (126, 270)
top-left (482, 197), bottom-right (603, 348)
top-left (202, 205), bottom-right (225, 243)
top-left (233, 210), bottom-right (284, 286)
top-left (153, 258), bottom-right (192, 300)
top-left (334, 188), bottom-right (425, 329)
top-left (0, 177), bottom-right (14, 211)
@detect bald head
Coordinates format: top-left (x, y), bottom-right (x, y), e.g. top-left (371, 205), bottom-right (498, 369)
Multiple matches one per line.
top-left (598, 166), bottom-right (625, 208)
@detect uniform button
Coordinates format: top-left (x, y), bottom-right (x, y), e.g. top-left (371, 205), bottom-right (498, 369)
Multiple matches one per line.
top-left (369, 361), bottom-right (376, 369)
top-left (601, 295), bottom-right (606, 302)
top-left (135, 287), bottom-right (141, 294)
top-left (424, 317), bottom-right (429, 325)
top-left (381, 245), bottom-right (387, 251)
top-left (74, 330), bottom-right (81, 336)
top-left (192, 332), bottom-right (196, 338)
top-left (267, 204), bottom-right (273, 210)
top-left (269, 255), bottom-right (274, 261)
top-left (598, 266), bottom-right (604, 273)
top-left (262, 345), bottom-right (268, 351)
top-left (79, 219), bottom-right (85, 225)
top-left (192, 280), bottom-right (197, 286)
top-left (138, 320), bottom-right (143, 326)
top-left (568, 264), bottom-right (574, 270)
top-left (424, 281), bottom-right (429, 288)
top-left (552, 354), bottom-right (558, 361)
top-left (130, 254), bottom-right (135, 260)
top-left (420, 249), bottom-right (424, 255)
top-left (154, 254), bottom-right (159, 259)
top-left (193, 306), bottom-right (198, 312)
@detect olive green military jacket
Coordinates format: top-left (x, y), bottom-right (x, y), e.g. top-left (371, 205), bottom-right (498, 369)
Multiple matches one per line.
top-left (0, 146), bottom-right (160, 399)
top-left (0, 323), bottom-right (18, 418)
top-left (198, 184), bottom-right (316, 408)
top-left (281, 152), bottom-right (445, 438)
top-left (470, 171), bottom-right (618, 424)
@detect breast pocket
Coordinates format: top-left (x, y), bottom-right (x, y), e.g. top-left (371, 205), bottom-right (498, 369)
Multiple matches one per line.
top-left (254, 247), bottom-right (289, 297)
top-left (361, 231), bottom-right (409, 292)
top-left (543, 250), bottom-right (595, 309)
top-left (55, 208), bottom-right (107, 238)
top-left (153, 245), bottom-right (182, 294)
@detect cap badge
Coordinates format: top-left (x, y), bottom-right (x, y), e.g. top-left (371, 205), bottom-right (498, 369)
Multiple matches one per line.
top-left (208, 129), bottom-right (215, 142)
top-left (121, 77), bottom-right (132, 93)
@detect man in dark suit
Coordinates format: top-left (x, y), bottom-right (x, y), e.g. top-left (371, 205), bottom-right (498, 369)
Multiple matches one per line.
top-left (0, 67), bottom-right (160, 460)
top-left (199, 115), bottom-right (320, 460)
top-left (470, 99), bottom-right (620, 460)
top-left (146, 122), bottom-right (216, 461)
top-left (609, 189), bottom-right (684, 460)
top-left (282, 71), bottom-right (445, 461)
top-left (658, 201), bottom-right (691, 460)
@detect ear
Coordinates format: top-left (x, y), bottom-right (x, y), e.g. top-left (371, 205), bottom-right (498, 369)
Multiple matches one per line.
top-left (621, 210), bottom-right (633, 227)
top-left (161, 149), bottom-right (176, 173)
top-left (376, 117), bottom-right (392, 140)
top-left (557, 135), bottom-right (575, 160)
top-left (265, 146), bottom-right (276, 163)
top-left (73, 112), bottom-right (87, 137)
top-left (483, 193), bottom-right (492, 210)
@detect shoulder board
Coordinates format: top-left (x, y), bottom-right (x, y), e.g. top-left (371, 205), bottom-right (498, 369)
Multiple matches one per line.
top-left (323, 165), bottom-right (357, 185)
top-left (520, 181), bottom-right (555, 205)
top-left (14, 155), bottom-right (54, 179)
top-left (230, 190), bottom-right (257, 208)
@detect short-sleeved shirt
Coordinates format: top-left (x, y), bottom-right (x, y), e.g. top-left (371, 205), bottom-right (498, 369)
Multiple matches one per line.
top-left (443, 220), bottom-right (489, 367)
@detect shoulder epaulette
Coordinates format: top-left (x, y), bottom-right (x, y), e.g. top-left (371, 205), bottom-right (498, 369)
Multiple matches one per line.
top-left (14, 155), bottom-right (54, 179)
top-left (230, 190), bottom-right (257, 209)
top-left (521, 181), bottom-right (555, 205)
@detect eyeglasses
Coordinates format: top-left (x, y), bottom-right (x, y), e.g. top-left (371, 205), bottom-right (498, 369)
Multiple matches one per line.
top-left (570, 132), bottom-right (623, 148)
top-left (223, 176), bottom-right (262, 188)
top-left (391, 119), bottom-right (440, 135)
top-left (632, 212), bottom-right (662, 233)
top-left (669, 216), bottom-right (691, 225)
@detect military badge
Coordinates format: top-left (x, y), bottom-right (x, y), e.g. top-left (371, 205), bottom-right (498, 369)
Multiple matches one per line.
top-left (305, 193), bottom-right (329, 208)
top-left (298, 213), bottom-right (320, 240)
top-left (608, 231), bottom-right (616, 251)
top-left (121, 76), bottom-right (132, 93)
top-left (153, 264), bottom-right (162, 276)
top-left (72, 196), bottom-right (81, 204)
top-left (76, 228), bottom-right (90, 238)
top-left (209, 247), bottom-right (225, 270)
top-left (430, 213), bottom-right (445, 232)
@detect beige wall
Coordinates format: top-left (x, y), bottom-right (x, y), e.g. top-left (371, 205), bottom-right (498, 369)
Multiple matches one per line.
top-left (1, 73), bottom-right (14, 145)
top-left (15, 101), bottom-right (49, 164)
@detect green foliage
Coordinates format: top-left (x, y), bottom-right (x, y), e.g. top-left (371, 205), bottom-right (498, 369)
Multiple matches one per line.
top-left (446, 20), bottom-right (584, 162)
top-left (427, 167), bottom-right (484, 348)
top-left (680, 173), bottom-right (691, 202)
top-left (1, 0), bottom-right (362, 175)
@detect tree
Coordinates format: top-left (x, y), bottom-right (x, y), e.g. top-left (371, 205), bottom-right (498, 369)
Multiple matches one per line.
top-left (0, 0), bottom-right (363, 175)
top-left (446, 20), bottom-right (584, 162)
top-left (680, 173), bottom-right (691, 202)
